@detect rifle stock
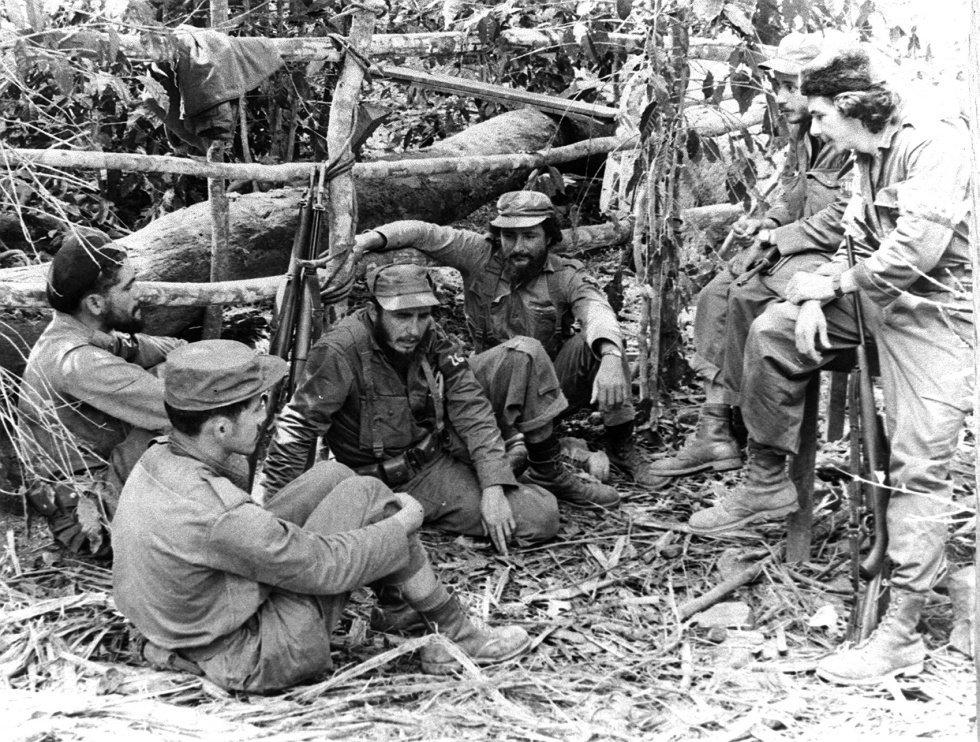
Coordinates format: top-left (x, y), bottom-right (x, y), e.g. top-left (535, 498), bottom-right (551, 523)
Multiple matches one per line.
top-left (844, 234), bottom-right (891, 640)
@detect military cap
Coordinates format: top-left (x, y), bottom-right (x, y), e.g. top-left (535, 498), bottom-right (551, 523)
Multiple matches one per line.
top-left (759, 32), bottom-right (827, 76)
top-left (367, 263), bottom-right (440, 312)
top-left (490, 191), bottom-right (555, 229)
top-left (164, 340), bottom-right (287, 412)
top-left (46, 232), bottom-right (125, 314)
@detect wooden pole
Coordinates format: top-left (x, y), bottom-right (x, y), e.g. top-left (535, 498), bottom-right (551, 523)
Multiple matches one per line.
top-left (202, 0), bottom-right (231, 339)
top-left (323, 1), bottom-right (384, 322)
top-left (966, 0), bottom-right (980, 724)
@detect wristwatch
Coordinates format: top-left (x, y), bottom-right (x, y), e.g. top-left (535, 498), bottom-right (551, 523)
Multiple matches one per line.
top-left (831, 274), bottom-right (845, 298)
top-left (757, 229), bottom-right (774, 245)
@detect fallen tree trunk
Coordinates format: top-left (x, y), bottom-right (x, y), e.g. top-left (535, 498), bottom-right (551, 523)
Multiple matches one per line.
top-left (1, 108), bottom-right (574, 372)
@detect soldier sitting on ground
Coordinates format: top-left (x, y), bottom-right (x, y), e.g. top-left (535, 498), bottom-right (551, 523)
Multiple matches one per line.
top-left (263, 263), bottom-right (619, 578)
top-left (352, 192), bottom-right (664, 489)
top-left (18, 234), bottom-right (185, 555)
top-left (112, 339), bottom-right (531, 693)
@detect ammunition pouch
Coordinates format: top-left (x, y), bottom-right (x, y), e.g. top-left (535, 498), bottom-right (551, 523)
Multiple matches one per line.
top-left (354, 432), bottom-right (443, 487)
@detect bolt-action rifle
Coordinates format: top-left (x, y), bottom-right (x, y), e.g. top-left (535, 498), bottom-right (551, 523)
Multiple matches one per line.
top-left (843, 233), bottom-right (891, 642)
top-left (246, 168), bottom-right (328, 487)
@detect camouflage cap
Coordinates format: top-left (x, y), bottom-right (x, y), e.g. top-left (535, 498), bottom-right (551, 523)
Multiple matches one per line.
top-left (490, 191), bottom-right (555, 229)
top-left (367, 263), bottom-right (440, 312)
top-left (164, 340), bottom-right (287, 412)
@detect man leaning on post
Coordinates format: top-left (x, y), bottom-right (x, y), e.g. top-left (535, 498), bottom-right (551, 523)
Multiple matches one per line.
top-left (352, 191), bottom-right (664, 488)
top-left (112, 339), bottom-right (531, 693)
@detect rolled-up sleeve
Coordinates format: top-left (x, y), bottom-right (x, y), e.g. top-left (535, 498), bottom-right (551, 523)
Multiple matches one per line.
top-left (562, 269), bottom-right (622, 354)
top-left (374, 221), bottom-right (491, 277)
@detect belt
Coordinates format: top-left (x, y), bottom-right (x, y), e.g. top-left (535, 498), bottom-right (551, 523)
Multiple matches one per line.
top-left (354, 432), bottom-right (442, 487)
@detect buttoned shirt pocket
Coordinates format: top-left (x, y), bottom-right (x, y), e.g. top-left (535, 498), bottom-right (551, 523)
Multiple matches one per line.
top-left (803, 167), bottom-right (844, 217)
top-left (358, 390), bottom-right (416, 457)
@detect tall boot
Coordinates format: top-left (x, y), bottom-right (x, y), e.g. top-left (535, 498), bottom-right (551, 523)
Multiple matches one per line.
top-left (604, 421), bottom-right (670, 491)
top-left (816, 590), bottom-right (926, 685)
top-left (369, 584), bottom-right (426, 635)
top-left (687, 441), bottom-right (798, 534)
top-left (646, 404), bottom-right (742, 477)
top-left (524, 434), bottom-right (621, 507)
top-left (417, 591), bottom-right (531, 674)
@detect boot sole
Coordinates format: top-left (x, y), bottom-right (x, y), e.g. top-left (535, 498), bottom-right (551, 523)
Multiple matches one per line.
top-left (420, 636), bottom-right (533, 675)
top-left (815, 660), bottom-right (924, 686)
top-left (648, 457), bottom-right (743, 477)
top-left (688, 502), bottom-right (799, 535)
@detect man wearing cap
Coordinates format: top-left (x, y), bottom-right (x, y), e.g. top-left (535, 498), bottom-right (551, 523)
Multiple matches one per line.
top-left (112, 339), bottom-right (531, 693)
top-left (18, 233), bottom-right (185, 555)
top-left (647, 31), bottom-right (852, 486)
top-left (352, 192), bottom-right (662, 488)
top-left (264, 263), bottom-right (619, 565)
top-left (717, 47), bottom-right (971, 685)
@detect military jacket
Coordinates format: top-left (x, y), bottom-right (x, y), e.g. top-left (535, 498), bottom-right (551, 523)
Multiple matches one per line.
top-left (767, 126), bottom-right (853, 256)
top-left (832, 105), bottom-right (971, 308)
top-left (18, 312), bottom-right (183, 478)
top-left (112, 435), bottom-right (409, 650)
top-left (373, 221), bottom-right (623, 359)
top-left (263, 307), bottom-right (516, 495)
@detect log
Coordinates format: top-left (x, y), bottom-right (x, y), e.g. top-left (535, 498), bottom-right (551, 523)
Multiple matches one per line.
top-left (0, 108), bottom-right (570, 372)
top-left (0, 222), bottom-right (633, 309)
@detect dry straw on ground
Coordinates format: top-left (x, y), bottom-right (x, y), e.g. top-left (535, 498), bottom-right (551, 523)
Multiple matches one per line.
top-left (2, 433), bottom-right (976, 741)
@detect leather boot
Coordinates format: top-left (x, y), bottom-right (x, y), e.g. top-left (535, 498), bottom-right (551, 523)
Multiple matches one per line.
top-left (687, 441), bottom-right (797, 534)
top-left (370, 584), bottom-right (426, 635)
top-left (604, 421), bottom-right (670, 491)
top-left (418, 592), bottom-right (531, 674)
top-left (525, 435), bottom-right (621, 507)
top-left (503, 433), bottom-right (529, 477)
top-left (646, 404), bottom-right (742, 477)
top-left (816, 590), bottom-right (926, 685)
top-left (559, 437), bottom-right (611, 482)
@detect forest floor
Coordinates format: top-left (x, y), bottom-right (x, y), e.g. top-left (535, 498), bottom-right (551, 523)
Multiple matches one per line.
top-left (1, 238), bottom-right (977, 741)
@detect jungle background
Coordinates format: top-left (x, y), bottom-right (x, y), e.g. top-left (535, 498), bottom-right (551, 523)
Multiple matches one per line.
top-left (0, 0), bottom-right (976, 740)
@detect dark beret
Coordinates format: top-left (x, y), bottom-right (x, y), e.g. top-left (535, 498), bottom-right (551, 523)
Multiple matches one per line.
top-left (46, 233), bottom-right (126, 313)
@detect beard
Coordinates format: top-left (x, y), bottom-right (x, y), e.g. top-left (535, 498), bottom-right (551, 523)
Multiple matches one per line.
top-left (506, 251), bottom-right (547, 285)
top-left (105, 304), bottom-right (144, 334)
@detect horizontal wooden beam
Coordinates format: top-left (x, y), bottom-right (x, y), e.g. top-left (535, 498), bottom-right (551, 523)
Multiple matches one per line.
top-left (378, 65), bottom-right (620, 122)
top-left (0, 223), bottom-right (633, 308)
top-left (1, 136), bottom-right (638, 183)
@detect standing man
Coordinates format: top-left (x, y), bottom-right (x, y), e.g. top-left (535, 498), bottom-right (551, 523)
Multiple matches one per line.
top-left (113, 340), bottom-right (530, 692)
top-left (693, 47), bottom-right (972, 685)
top-left (19, 234), bottom-right (185, 555)
top-left (264, 263), bottom-right (619, 560)
top-left (354, 193), bottom-right (662, 487)
top-left (648, 31), bottom-right (851, 480)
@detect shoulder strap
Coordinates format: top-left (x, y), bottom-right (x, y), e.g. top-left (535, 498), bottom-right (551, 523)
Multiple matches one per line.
top-left (341, 316), bottom-right (387, 461)
top-left (419, 356), bottom-right (444, 434)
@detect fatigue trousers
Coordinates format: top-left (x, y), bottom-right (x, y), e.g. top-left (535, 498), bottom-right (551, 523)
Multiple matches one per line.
top-left (741, 291), bottom-right (973, 593)
top-left (553, 333), bottom-right (635, 426)
top-left (691, 253), bottom-right (830, 404)
top-left (403, 337), bottom-right (563, 545)
top-left (192, 462), bottom-right (426, 694)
